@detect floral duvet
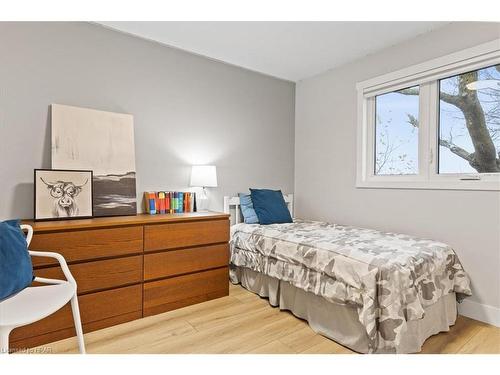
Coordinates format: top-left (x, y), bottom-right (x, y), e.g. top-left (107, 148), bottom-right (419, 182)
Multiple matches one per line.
top-left (230, 219), bottom-right (472, 353)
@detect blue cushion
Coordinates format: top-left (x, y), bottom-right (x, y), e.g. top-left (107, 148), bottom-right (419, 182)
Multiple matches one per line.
top-left (250, 189), bottom-right (293, 225)
top-left (0, 220), bottom-right (34, 301)
top-left (238, 193), bottom-right (259, 224)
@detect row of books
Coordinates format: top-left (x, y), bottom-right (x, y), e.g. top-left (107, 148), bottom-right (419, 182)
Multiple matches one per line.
top-left (144, 191), bottom-right (197, 214)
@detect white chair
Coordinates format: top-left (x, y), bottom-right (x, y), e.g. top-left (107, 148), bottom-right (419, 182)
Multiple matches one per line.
top-left (0, 224), bottom-right (85, 354)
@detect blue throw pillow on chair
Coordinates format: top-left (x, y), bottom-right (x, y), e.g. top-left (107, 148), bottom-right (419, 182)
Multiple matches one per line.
top-left (0, 220), bottom-right (34, 301)
top-left (238, 193), bottom-right (259, 224)
top-left (250, 189), bottom-right (293, 225)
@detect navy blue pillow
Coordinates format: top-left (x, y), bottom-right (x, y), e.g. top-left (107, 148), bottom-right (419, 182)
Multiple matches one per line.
top-left (250, 189), bottom-right (293, 225)
top-left (0, 220), bottom-right (34, 301)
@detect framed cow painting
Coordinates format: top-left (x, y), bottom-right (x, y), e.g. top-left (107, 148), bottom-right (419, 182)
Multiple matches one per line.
top-left (34, 169), bottom-right (93, 221)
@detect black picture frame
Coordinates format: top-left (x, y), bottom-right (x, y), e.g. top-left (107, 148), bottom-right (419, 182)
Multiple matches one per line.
top-left (34, 169), bottom-right (94, 221)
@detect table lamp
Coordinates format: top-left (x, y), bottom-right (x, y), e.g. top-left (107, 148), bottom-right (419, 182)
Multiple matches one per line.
top-left (190, 165), bottom-right (217, 211)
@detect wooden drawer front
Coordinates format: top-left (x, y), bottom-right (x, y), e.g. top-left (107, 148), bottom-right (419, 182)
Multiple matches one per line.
top-left (144, 219), bottom-right (229, 251)
top-left (34, 256), bottom-right (143, 294)
top-left (143, 267), bottom-right (229, 316)
top-left (30, 226), bottom-right (143, 267)
top-left (10, 284), bottom-right (142, 342)
top-left (144, 244), bottom-right (228, 280)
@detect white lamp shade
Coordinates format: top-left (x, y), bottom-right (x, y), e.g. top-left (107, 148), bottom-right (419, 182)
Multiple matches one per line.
top-left (190, 165), bottom-right (218, 187)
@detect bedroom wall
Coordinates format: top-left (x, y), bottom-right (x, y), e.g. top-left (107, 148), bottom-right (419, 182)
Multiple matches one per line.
top-left (294, 22), bottom-right (500, 325)
top-left (0, 22), bottom-right (295, 219)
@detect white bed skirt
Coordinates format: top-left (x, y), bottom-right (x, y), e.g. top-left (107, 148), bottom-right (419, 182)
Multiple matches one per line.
top-left (230, 265), bottom-right (457, 354)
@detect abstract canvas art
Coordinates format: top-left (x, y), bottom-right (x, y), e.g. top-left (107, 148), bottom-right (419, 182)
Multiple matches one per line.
top-left (51, 104), bottom-right (137, 217)
top-left (34, 169), bottom-right (93, 221)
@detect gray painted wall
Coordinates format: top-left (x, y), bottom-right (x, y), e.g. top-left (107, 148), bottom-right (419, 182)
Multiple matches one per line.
top-left (295, 22), bottom-right (500, 323)
top-left (1, 21), bottom-right (498, 324)
top-left (0, 22), bottom-right (295, 219)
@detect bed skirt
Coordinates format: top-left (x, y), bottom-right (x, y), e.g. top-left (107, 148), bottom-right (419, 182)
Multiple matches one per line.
top-left (230, 265), bottom-right (457, 354)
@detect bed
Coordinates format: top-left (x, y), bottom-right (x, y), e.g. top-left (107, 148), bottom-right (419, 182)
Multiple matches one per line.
top-left (223, 194), bottom-right (472, 354)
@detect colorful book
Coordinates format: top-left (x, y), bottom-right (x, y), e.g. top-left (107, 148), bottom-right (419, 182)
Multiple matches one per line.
top-left (158, 191), bottom-right (166, 214)
top-left (148, 192), bottom-right (156, 215)
top-left (185, 193), bottom-right (190, 213)
top-left (144, 192), bottom-right (148, 214)
top-left (178, 192), bottom-right (184, 213)
top-left (144, 190), bottom-right (201, 215)
top-left (165, 192), bottom-right (170, 214)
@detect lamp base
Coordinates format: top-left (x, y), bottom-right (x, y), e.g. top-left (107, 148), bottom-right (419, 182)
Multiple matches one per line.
top-left (196, 187), bottom-right (209, 211)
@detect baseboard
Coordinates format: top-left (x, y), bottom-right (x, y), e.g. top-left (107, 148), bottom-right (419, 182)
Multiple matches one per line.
top-left (458, 299), bottom-right (500, 327)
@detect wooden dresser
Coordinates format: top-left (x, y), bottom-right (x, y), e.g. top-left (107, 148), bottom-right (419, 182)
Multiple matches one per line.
top-left (11, 212), bottom-right (230, 350)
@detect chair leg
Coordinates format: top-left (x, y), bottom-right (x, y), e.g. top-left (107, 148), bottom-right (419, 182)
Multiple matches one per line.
top-left (0, 327), bottom-right (11, 355)
top-left (70, 294), bottom-right (86, 354)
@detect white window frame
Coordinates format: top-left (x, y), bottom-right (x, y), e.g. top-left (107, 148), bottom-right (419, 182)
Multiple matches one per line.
top-left (356, 39), bottom-right (500, 191)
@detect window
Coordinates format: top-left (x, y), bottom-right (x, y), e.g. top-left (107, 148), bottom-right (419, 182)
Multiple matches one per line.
top-left (438, 65), bottom-right (500, 174)
top-left (375, 86), bottom-right (419, 175)
top-left (356, 39), bottom-right (500, 191)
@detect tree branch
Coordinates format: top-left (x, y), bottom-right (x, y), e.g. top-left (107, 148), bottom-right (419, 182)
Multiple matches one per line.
top-left (399, 87), bottom-right (465, 109)
top-left (439, 92), bottom-right (465, 109)
top-left (439, 139), bottom-right (474, 164)
top-left (398, 88), bottom-right (419, 96)
top-left (407, 114), bottom-right (419, 128)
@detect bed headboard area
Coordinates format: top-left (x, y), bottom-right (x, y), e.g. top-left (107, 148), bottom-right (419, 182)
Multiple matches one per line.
top-left (223, 194), bottom-right (294, 225)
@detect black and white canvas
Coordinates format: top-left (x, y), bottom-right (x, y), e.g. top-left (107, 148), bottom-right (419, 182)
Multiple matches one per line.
top-left (34, 169), bottom-right (93, 221)
top-left (51, 104), bottom-right (137, 217)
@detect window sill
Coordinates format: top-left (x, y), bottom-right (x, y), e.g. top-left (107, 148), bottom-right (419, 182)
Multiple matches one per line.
top-left (356, 179), bottom-right (500, 191)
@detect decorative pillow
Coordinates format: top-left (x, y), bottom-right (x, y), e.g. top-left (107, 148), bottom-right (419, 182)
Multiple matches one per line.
top-left (0, 220), bottom-right (34, 301)
top-left (249, 189), bottom-right (293, 225)
top-left (238, 193), bottom-right (259, 224)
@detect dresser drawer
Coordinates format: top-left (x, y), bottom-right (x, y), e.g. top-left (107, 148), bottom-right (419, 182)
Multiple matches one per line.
top-left (144, 219), bottom-right (229, 251)
top-left (30, 226), bottom-right (143, 267)
top-left (34, 255), bottom-right (143, 294)
top-left (10, 284), bottom-right (142, 342)
top-left (143, 267), bottom-right (229, 316)
top-left (144, 244), bottom-right (228, 280)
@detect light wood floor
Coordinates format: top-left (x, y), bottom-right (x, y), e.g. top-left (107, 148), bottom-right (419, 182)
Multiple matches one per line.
top-left (36, 283), bottom-right (500, 354)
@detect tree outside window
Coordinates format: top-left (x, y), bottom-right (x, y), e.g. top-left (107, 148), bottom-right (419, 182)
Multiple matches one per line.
top-left (376, 65), bottom-right (500, 175)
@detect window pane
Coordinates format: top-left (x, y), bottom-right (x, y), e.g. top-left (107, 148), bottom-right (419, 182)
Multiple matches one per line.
top-left (375, 86), bottom-right (419, 175)
top-left (438, 65), bottom-right (500, 174)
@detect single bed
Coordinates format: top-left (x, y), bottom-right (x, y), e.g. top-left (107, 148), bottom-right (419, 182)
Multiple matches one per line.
top-left (223, 194), bottom-right (472, 354)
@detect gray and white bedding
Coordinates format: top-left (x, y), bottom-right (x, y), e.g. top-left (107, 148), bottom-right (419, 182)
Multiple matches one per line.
top-left (230, 219), bottom-right (472, 353)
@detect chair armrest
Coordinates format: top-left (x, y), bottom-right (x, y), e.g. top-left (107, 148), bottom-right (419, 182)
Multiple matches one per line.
top-left (28, 250), bottom-right (76, 285)
top-left (20, 224), bottom-right (33, 246)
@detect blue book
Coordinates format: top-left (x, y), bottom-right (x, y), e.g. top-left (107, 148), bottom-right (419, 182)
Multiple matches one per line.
top-left (148, 192), bottom-right (156, 215)
top-left (178, 192), bottom-right (184, 213)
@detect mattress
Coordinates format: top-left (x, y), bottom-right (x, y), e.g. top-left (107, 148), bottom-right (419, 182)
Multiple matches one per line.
top-left (230, 219), bottom-right (472, 353)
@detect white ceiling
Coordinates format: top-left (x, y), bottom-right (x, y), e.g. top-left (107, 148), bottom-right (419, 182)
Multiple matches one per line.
top-left (97, 21), bottom-right (449, 82)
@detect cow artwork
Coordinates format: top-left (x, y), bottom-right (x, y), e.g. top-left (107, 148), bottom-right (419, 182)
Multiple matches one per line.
top-left (39, 177), bottom-right (88, 218)
top-left (34, 169), bottom-right (93, 221)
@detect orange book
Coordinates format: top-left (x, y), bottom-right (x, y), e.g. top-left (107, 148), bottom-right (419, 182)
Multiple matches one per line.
top-left (158, 191), bottom-right (166, 214)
